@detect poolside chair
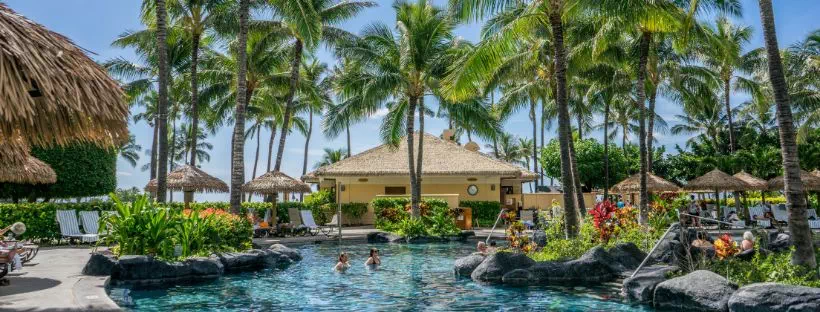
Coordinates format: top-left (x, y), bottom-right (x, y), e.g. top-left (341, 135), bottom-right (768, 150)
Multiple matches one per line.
top-left (78, 211), bottom-right (100, 235)
top-left (286, 208), bottom-right (307, 236)
top-left (806, 209), bottom-right (820, 230)
top-left (772, 205), bottom-right (789, 225)
top-left (55, 210), bottom-right (98, 244)
top-left (299, 210), bottom-right (321, 236)
top-left (321, 214), bottom-right (340, 236)
top-left (520, 210), bottom-right (535, 230)
top-left (749, 206), bottom-right (772, 228)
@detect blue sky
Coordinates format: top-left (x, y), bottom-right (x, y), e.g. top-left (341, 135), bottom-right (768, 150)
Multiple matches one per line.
top-left (4, 0), bottom-right (818, 201)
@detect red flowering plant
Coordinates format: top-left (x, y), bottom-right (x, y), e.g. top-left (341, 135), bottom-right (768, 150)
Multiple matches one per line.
top-left (590, 200), bottom-right (618, 242)
top-left (714, 234), bottom-right (740, 259)
top-left (505, 221), bottom-right (537, 253)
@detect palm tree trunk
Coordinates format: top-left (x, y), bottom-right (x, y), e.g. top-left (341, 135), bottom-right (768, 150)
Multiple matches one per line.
top-left (540, 103), bottom-right (546, 186)
top-left (636, 31), bottom-right (652, 225)
top-left (168, 116), bottom-right (177, 203)
top-left (267, 126), bottom-right (277, 172)
top-left (154, 0), bottom-right (170, 203)
top-left (603, 99), bottom-right (610, 200)
top-left (568, 130), bottom-right (585, 216)
top-left (530, 100), bottom-right (539, 189)
top-left (188, 33), bottom-right (201, 167)
top-left (346, 117), bottom-right (351, 157)
top-left (549, 4), bottom-right (579, 237)
top-left (406, 95), bottom-right (419, 217)
top-left (576, 112), bottom-right (583, 140)
top-left (252, 125), bottom-right (261, 179)
top-left (724, 77), bottom-right (736, 153)
top-left (415, 96), bottom-right (425, 210)
top-left (759, 0), bottom-right (816, 268)
top-left (622, 126), bottom-right (627, 155)
top-left (150, 121), bottom-right (159, 180)
top-left (273, 39), bottom-right (303, 173)
top-left (647, 88), bottom-right (657, 171)
top-left (230, 0), bottom-right (250, 214)
top-left (301, 109), bottom-right (313, 202)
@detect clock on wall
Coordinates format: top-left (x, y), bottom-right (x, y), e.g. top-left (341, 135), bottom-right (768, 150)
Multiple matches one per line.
top-left (467, 184), bottom-right (479, 196)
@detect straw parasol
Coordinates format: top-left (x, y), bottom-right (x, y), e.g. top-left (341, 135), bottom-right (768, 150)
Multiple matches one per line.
top-left (767, 170), bottom-right (820, 191)
top-left (610, 172), bottom-right (680, 193)
top-left (812, 169), bottom-right (820, 178)
top-left (243, 171), bottom-right (312, 194)
top-left (733, 171), bottom-right (768, 191)
top-left (683, 169), bottom-right (750, 192)
top-left (0, 139), bottom-right (56, 184)
top-left (0, 4), bottom-right (128, 147)
top-left (145, 165), bottom-right (229, 193)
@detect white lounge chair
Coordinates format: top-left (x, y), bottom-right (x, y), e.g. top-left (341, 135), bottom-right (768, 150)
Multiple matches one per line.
top-left (521, 210), bottom-right (535, 229)
top-left (749, 206), bottom-right (772, 228)
top-left (806, 209), bottom-right (820, 229)
top-left (55, 210), bottom-right (98, 244)
top-left (321, 214), bottom-right (340, 236)
top-left (773, 205), bottom-right (789, 224)
top-left (78, 211), bottom-right (100, 235)
top-left (299, 210), bottom-right (320, 236)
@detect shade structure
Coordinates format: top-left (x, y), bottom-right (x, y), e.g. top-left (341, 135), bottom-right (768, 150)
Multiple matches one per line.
top-left (767, 170), bottom-right (820, 191)
top-left (610, 172), bottom-right (680, 193)
top-left (243, 171), bottom-right (312, 194)
top-left (0, 139), bottom-right (56, 184)
top-left (0, 4), bottom-right (128, 146)
top-left (145, 165), bottom-right (229, 193)
top-left (683, 169), bottom-right (750, 192)
top-left (812, 169), bottom-right (820, 178)
top-left (733, 171), bottom-right (768, 191)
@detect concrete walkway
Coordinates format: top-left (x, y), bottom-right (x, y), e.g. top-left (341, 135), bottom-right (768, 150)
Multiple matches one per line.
top-left (0, 246), bottom-right (118, 311)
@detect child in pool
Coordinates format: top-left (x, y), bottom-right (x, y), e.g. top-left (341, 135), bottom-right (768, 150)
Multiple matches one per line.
top-left (334, 252), bottom-right (350, 272)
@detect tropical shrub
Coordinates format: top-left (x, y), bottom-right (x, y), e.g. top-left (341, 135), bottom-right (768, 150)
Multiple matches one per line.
top-left (372, 198), bottom-right (458, 237)
top-left (396, 218), bottom-right (427, 238)
top-left (304, 189), bottom-right (334, 224)
top-left (424, 204), bottom-right (461, 237)
top-left (589, 201), bottom-right (617, 242)
top-left (714, 234), bottom-right (740, 260)
top-left (342, 203), bottom-right (368, 220)
top-left (705, 248), bottom-right (820, 287)
top-left (505, 221), bottom-right (537, 253)
top-left (459, 200), bottom-right (501, 227)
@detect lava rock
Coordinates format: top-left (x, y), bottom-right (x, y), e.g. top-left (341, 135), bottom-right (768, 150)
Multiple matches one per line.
top-left (532, 230), bottom-right (547, 247)
top-left (622, 265), bottom-right (678, 304)
top-left (654, 270), bottom-right (737, 312)
top-left (216, 252), bottom-right (264, 272)
top-left (453, 253), bottom-right (486, 277)
top-left (607, 243), bottom-right (647, 271)
top-left (527, 247), bottom-right (618, 286)
top-left (366, 231), bottom-right (405, 243)
top-left (183, 257), bottom-right (223, 277)
top-left (502, 269), bottom-right (532, 286)
top-left (728, 282), bottom-right (820, 312)
top-left (268, 244), bottom-right (303, 263)
top-left (82, 253), bottom-right (119, 276)
top-left (471, 252), bottom-right (535, 283)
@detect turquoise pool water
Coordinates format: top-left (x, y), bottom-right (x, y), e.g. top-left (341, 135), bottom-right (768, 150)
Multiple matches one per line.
top-left (119, 243), bottom-right (651, 311)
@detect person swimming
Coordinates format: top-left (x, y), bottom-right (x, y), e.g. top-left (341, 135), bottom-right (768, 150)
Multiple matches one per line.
top-left (365, 248), bottom-right (381, 267)
top-left (334, 252), bottom-right (350, 272)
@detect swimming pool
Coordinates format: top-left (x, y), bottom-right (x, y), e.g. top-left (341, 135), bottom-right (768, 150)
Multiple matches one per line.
top-left (116, 243), bottom-right (651, 311)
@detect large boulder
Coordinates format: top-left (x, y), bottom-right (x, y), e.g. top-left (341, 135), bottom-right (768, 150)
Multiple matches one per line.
top-left (367, 231), bottom-right (405, 244)
top-left (607, 243), bottom-right (647, 271)
top-left (113, 255), bottom-right (196, 283)
top-left (527, 247), bottom-right (618, 286)
top-left (454, 253), bottom-right (486, 277)
top-left (728, 282), bottom-right (820, 312)
top-left (216, 252), bottom-right (264, 272)
top-left (268, 244), bottom-right (302, 263)
top-left (654, 270), bottom-right (737, 312)
top-left (502, 269), bottom-right (533, 286)
top-left (622, 265), bottom-right (678, 304)
top-left (183, 257), bottom-right (223, 277)
top-left (471, 252), bottom-right (535, 283)
top-left (82, 253), bottom-right (118, 276)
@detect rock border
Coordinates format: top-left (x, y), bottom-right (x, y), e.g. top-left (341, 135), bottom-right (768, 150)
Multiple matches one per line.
top-left (366, 231), bottom-right (475, 244)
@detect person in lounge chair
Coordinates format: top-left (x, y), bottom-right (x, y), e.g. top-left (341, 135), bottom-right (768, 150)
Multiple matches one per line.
top-left (727, 211), bottom-right (741, 223)
top-left (335, 252), bottom-right (350, 272)
top-left (365, 248), bottom-right (381, 267)
top-left (754, 211), bottom-right (775, 228)
top-left (741, 231), bottom-right (755, 251)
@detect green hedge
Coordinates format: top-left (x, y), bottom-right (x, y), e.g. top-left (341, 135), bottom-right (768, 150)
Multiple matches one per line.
top-left (459, 201), bottom-right (501, 227)
top-left (342, 203), bottom-right (368, 220)
top-left (372, 197), bottom-right (449, 233)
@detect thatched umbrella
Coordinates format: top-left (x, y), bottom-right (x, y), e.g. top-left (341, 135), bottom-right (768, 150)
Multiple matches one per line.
top-left (0, 4), bottom-right (128, 147)
top-left (767, 170), bottom-right (820, 191)
top-left (733, 171), bottom-right (769, 219)
top-left (243, 171), bottom-right (312, 227)
top-left (610, 172), bottom-right (680, 194)
top-left (145, 165), bottom-right (228, 207)
top-left (811, 169), bottom-right (820, 178)
top-left (684, 169), bottom-right (750, 220)
top-left (0, 139), bottom-right (56, 184)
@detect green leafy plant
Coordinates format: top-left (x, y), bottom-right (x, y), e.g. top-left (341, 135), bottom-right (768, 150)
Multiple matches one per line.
top-left (342, 203), bottom-right (368, 220)
top-left (396, 218), bottom-right (427, 238)
top-left (706, 248), bottom-right (820, 287)
top-left (424, 204), bottom-right (460, 237)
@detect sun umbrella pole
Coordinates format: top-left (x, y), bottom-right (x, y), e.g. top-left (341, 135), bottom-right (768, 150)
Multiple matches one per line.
top-left (337, 181), bottom-right (342, 241)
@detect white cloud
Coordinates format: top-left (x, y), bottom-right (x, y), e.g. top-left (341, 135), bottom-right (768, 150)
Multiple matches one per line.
top-left (369, 108), bottom-right (389, 119)
top-left (116, 171), bottom-right (133, 177)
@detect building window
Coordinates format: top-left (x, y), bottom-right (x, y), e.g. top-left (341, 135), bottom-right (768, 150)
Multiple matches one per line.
top-left (385, 186), bottom-right (406, 195)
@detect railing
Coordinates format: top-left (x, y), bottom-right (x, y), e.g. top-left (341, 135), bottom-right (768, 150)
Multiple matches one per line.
top-left (485, 207), bottom-right (507, 244)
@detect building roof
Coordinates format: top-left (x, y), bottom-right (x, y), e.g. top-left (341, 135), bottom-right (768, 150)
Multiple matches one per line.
top-left (308, 133), bottom-right (537, 180)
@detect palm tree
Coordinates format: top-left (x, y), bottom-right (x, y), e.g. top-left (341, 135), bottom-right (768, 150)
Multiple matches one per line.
top-left (300, 59), bottom-right (332, 186)
top-left (757, 0), bottom-right (816, 268)
top-left (314, 148), bottom-right (346, 168)
top-left (153, 0), bottom-right (171, 203)
top-left (268, 0), bottom-right (375, 174)
top-left (518, 137), bottom-right (535, 192)
top-left (696, 17), bottom-right (762, 153)
top-left (229, 0), bottom-right (250, 213)
top-left (118, 135), bottom-right (143, 168)
top-left (671, 101), bottom-right (725, 151)
top-left (173, 123), bottom-right (213, 165)
top-left (336, 0), bottom-right (455, 217)
top-left (487, 132), bottom-right (523, 165)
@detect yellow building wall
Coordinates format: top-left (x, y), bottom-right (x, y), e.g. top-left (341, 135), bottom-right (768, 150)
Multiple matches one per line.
top-left (521, 193), bottom-right (598, 213)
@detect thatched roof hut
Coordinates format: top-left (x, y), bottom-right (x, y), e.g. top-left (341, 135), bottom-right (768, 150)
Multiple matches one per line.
top-left (243, 171), bottom-right (312, 194)
top-left (0, 139), bottom-right (56, 184)
top-left (145, 165), bottom-right (228, 193)
top-left (683, 168), bottom-right (749, 192)
top-left (767, 170), bottom-right (820, 191)
top-left (0, 4), bottom-right (128, 147)
top-left (610, 172), bottom-right (680, 193)
top-left (310, 132), bottom-right (537, 180)
top-left (733, 171), bottom-right (768, 191)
